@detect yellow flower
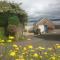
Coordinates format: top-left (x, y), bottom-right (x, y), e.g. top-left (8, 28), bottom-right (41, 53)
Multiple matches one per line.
top-left (9, 36), bottom-right (14, 39)
top-left (16, 59), bottom-right (19, 60)
top-left (28, 45), bottom-right (33, 49)
top-left (56, 45), bottom-right (60, 48)
top-left (33, 53), bottom-right (39, 57)
top-left (0, 40), bottom-right (5, 42)
top-left (7, 40), bottom-right (12, 42)
top-left (23, 47), bottom-right (27, 51)
top-left (51, 56), bottom-right (56, 60)
top-left (20, 58), bottom-right (25, 60)
top-left (13, 44), bottom-right (18, 48)
top-left (41, 47), bottom-right (45, 50)
top-left (22, 53), bottom-right (25, 55)
top-left (30, 49), bottom-right (35, 52)
top-left (40, 56), bottom-right (42, 59)
top-left (10, 51), bottom-right (16, 56)
top-left (16, 59), bottom-right (24, 60)
top-left (38, 46), bottom-right (45, 50)
top-left (44, 52), bottom-right (48, 55)
top-left (19, 55), bottom-right (25, 60)
top-left (15, 47), bottom-right (19, 50)
top-left (48, 48), bottom-right (52, 51)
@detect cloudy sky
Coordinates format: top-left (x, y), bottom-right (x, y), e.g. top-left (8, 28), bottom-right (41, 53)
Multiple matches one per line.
top-left (8, 0), bottom-right (60, 25)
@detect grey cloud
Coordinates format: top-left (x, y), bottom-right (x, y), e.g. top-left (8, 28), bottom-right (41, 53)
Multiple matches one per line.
top-left (20, 0), bottom-right (60, 24)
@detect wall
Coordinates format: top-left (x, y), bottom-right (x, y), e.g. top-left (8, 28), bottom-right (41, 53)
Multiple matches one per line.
top-left (38, 25), bottom-right (45, 33)
top-left (25, 25), bottom-right (33, 32)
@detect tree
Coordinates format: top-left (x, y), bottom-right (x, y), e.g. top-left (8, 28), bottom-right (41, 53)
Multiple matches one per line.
top-left (9, 2), bottom-right (28, 37)
top-left (0, 1), bottom-right (28, 38)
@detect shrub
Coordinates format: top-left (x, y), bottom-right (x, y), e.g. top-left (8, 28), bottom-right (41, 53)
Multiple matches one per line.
top-left (7, 25), bottom-right (17, 36)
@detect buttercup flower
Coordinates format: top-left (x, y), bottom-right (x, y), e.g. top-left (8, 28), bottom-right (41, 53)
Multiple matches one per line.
top-left (28, 45), bottom-right (33, 49)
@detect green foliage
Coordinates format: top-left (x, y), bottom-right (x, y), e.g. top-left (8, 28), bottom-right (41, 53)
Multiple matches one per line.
top-left (8, 15), bottom-right (20, 26)
top-left (0, 13), bottom-right (8, 26)
top-left (7, 25), bottom-right (17, 36)
top-left (0, 27), bottom-right (4, 39)
top-left (0, 1), bottom-right (28, 26)
top-left (0, 1), bottom-right (28, 37)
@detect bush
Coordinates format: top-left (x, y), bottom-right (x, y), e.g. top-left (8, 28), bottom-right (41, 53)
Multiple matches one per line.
top-left (7, 25), bottom-right (17, 36)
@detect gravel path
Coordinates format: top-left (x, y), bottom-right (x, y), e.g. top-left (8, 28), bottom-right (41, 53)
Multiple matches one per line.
top-left (14, 35), bottom-right (60, 48)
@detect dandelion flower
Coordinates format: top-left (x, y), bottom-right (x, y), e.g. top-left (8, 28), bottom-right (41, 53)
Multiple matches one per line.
top-left (33, 53), bottom-right (39, 57)
top-left (51, 56), bottom-right (56, 60)
top-left (44, 52), bottom-right (48, 55)
top-left (38, 46), bottom-right (45, 50)
top-left (22, 53), bottom-right (25, 55)
top-left (30, 49), bottom-right (35, 52)
top-left (28, 45), bottom-right (33, 49)
top-left (0, 40), bottom-right (4, 42)
top-left (40, 56), bottom-right (42, 59)
top-left (13, 44), bottom-right (18, 48)
top-left (19, 55), bottom-right (25, 60)
top-left (56, 45), bottom-right (60, 48)
top-left (41, 47), bottom-right (45, 50)
top-left (16, 59), bottom-right (19, 60)
top-left (9, 36), bottom-right (14, 39)
top-left (48, 48), bottom-right (52, 51)
top-left (7, 40), bottom-right (12, 42)
top-left (15, 47), bottom-right (19, 50)
top-left (10, 51), bottom-right (16, 56)
top-left (23, 47), bottom-right (27, 51)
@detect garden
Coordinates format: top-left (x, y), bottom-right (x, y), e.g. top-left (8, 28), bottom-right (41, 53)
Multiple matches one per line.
top-left (0, 37), bottom-right (60, 60)
top-left (0, 1), bottom-right (60, 60)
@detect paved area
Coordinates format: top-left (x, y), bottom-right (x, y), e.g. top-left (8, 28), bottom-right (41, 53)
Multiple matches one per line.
top-left (14, 34), bottom-right (60, 48)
